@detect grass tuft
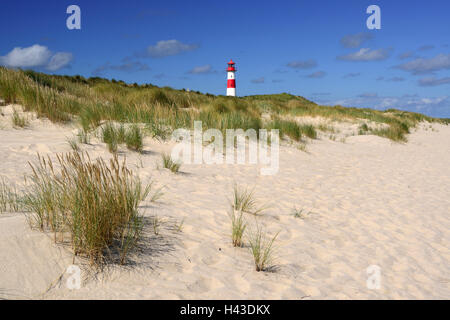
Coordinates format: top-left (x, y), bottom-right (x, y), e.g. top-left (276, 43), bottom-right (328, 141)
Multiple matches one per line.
top-left (292, 206), bottom-right (315, 219)
top-left (359, 123), bottom-right (369, 134)
top-left (101, 122), bottom-right (121, 153)
top-left (247, 225), bottom-right (279, 272)
top-left (161, 153), bottom-right (181, 173)
top-left (230, 209), bottom-right (247, 247)
top-left (67, 138), bottom-right (80, 151)
top-left (102, 122), bottom-right (144, 153)
top-left (23, 151), bottom-right (150, 265)
top-left (231, 184), bottom-right (267, 215)
top-left (370, 124), bottom-right (408, 142)
top-left (77, 129), bottom-right (90, 144)
top-left (299, 124), bottom-right (317, 139)
top-left (174, 218), bottom-right (185, 232)
top-left (12, 109), bottom-right (28, 128)
top-left (125, 125), bottom-right (143, 152)
top-left (0, 177), bottom-right (21, 213)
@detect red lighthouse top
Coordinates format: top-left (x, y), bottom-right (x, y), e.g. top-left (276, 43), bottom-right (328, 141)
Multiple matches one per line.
top-left (227, 59), bottom-right (236, 72)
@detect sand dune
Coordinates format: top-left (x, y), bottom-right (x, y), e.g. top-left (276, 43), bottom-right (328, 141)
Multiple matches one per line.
top-left (0, 107), bottom-right (449, 299)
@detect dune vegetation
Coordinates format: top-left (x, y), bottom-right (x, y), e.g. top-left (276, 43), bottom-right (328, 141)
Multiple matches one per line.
top-left (22, 152), bottom-right (150, 265)
top-left (229, 184), bottom-right (277, 271)
top-left (1, 67), bottom-right (450, 278)
top-left (1, 67), bottom-right (448, 144)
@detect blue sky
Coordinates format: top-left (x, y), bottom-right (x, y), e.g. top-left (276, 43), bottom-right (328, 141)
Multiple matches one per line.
top-left (1, 0), bottom-right (449, 117)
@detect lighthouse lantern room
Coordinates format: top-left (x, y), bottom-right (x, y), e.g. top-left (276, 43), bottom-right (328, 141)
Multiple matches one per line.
top-left (226, 59), bottom-right (236, 96)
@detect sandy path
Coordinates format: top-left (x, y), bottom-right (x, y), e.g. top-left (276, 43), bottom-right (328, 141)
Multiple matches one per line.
top-left (1, 108), bottom-right (449, 299)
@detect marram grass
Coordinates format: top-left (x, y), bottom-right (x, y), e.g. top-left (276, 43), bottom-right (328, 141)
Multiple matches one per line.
top-left (231, 183), bottom-right (267, 216)
top-left (247, 224), bottom-right (279, 272)
top-left (230, 208), bottom-right (247, 247)
top-left (23, 151), bottom-right (150, 265)
top-left (1, 67), bottom-right (447, 144)
top-left (161, 153), bottom-right (181, 173)
top-left (0, 177), bottom-right (22, 213)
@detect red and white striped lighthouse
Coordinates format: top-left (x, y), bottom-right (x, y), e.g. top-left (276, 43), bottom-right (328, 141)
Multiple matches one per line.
top-left (226, 59), bottom-right (236, 96)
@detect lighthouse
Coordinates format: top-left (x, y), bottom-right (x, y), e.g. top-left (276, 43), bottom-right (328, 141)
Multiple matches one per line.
top-left (226, 59), bottom-right (236, 96)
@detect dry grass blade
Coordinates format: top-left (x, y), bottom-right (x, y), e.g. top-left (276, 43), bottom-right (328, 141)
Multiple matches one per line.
top-left (67, 138), bottom-right (80, 151)
top-left (148, 181), bottom-right (165, 202)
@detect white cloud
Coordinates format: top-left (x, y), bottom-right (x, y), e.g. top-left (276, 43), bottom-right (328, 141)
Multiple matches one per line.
top-left (287, 59), bottom-right (317, 69)
top-left (358, 93), bottom-right (378, 98)
top-left (0, 44), bottom-right (73, 71)
top-left (340, 33), bottom-right (374, 48)
top-left (92, 60), bottom-right (149, 75)
top-left (251, 77), bottom-right (265, 84)
top-left (419, 76), bottom-right (450, 87)
top-left (0, 44), bottom-right (51, 68)
top-left (343, 72), bottom-right (361, 78)
top-left (47, 52), bottom-right (73, 71)
top-left (188, 64), bottom-right (214, 74)
top-left (145, 40), bottom-right (199, 58)
top-left (307, 71), bottom-right (326, 78)
top-left (388, 76), bottom-right (405, 82)
top-left (395, 53), bottom-right (450, 74)
top-left (418, 45), bottom-right (434, 51)
top-left (324, 95), bottom-right (450, 118)
top-left (337, 48), bottom-right (391, 62)
top-left (398, 51), bottom-right (414, 60)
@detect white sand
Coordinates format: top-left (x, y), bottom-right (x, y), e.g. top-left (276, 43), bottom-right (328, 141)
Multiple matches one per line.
top-left (1, 105), bottom-right (449, 299)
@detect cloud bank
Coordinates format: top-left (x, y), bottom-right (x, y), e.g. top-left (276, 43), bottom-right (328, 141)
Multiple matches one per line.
top-left (337, 48), bottom-right (391, 62)
top-left (0, 44), bottom-right (72, 71)
top-left (144, 40), bottom-right (199, 58)
top-left (395, 54), bottom-right (450, 74)
top-left (419, 76), bottom-right (450, 87)
top-left (326, 95), bottom-right (450, 118)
